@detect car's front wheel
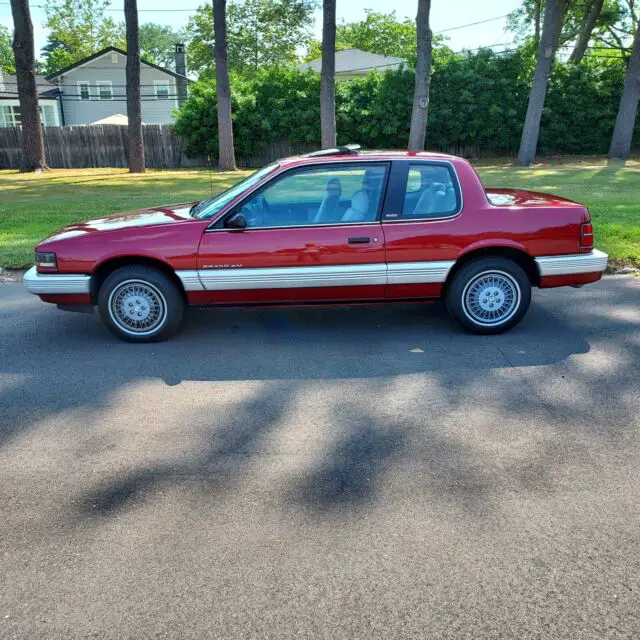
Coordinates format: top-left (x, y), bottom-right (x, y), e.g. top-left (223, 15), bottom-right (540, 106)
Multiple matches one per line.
top-left (98, 266), bottom-right (185, 342)
top-left (446, 257), bottom-right (531, 334)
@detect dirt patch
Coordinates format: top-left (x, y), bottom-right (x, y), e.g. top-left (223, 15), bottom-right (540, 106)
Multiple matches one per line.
top-left (0, 268), bottom-right (27, 284)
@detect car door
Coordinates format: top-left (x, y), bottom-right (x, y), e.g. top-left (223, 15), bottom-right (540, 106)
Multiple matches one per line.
top-left (381, 160), bottom-right (464, 299)
top-left (196, 162), bottom-right (390, 304)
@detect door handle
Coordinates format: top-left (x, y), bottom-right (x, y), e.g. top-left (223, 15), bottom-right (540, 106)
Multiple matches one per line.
top-left (348, 236), bottom-right (371, 244)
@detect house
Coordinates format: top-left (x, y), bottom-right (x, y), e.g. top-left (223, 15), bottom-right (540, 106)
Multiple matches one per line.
top-left (0, 69), bottom-right (61, 127)
top-left (0, 44), bottom-right (190, 128)
top-left (47, 45), bottom-right (190, 126)
top-left (298, 48), bottom-right (406, 80)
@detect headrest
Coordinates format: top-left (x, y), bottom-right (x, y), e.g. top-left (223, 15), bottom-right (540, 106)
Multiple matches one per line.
top-left (326, 177), bottom-right (342, 196)
top-left (351, 190), bottom-right (369, 214)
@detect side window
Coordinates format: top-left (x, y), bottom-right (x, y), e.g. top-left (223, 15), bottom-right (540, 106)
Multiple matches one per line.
top-left (400, 163), bottom-right (459, 219)
top-left (236, 164), bottom-right (388, 228)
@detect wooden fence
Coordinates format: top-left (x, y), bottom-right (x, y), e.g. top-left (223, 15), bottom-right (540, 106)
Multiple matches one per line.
top-left (0, 124), bottom-right (206, 169)
top-left (0, 124), bottom-right (507, 170)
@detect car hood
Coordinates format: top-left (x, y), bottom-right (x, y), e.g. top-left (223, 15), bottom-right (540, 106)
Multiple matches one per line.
top-left (40, 202), bottom-right (198, 243)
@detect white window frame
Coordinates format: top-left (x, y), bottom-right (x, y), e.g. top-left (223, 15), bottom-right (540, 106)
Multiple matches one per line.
top-left (40, 103), bottom-right (59, 126)
top-left (154, 80), bottom-right (170, 100)
top-left (0, 102), bottom-right (59, 127)
top-left (1, 105), bottom-right (21, 127)
top-left (96, 81), bottom-right (113, 101)
top-left (77, 81), bottom-right (91, 101)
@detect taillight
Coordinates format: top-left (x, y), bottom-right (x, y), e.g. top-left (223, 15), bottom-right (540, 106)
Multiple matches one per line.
top-left (581, 222), bottom-right (594, 249)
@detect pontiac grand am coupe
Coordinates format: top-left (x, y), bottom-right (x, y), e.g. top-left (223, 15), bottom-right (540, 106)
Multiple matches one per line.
top-left (25, 146), bottom-right (608, 342)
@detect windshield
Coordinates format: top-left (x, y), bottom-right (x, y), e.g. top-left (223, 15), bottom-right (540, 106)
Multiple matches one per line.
top-left (193, 163), bottom-right (280, 219)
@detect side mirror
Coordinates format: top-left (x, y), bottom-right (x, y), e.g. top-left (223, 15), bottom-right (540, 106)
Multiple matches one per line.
top-left (225, 212), bottom-right (247, 230)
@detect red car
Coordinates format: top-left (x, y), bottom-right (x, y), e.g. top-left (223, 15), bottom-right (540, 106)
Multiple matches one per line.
top-left (25, 147), bottom-right (608, 342)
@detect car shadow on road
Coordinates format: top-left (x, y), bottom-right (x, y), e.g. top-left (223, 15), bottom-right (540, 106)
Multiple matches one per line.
top-left (0, 276), bottom-right (639, 520)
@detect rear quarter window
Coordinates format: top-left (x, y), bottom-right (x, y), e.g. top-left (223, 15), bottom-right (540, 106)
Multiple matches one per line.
top-left (400, 163), bottom-right (460, 219)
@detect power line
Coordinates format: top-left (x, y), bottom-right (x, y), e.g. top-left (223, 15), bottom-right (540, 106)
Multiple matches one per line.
top-left (436, 14), bottom-right (511, 34)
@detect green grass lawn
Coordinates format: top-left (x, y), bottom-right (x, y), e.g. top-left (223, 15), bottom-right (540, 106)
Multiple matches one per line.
top-left (0, 159), bottom-right (638, 269)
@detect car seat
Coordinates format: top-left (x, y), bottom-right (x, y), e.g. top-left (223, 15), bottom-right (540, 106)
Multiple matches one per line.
top-left (313, 177), bottom-right (343, 223)
top-left (341, 190), bottom-right (370, 222)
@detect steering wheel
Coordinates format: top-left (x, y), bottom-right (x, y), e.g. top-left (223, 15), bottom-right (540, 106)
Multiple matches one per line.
top-left (242, 195), bottom-right (270, 227)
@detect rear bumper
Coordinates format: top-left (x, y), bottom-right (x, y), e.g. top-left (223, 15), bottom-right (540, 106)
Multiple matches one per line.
top-left (23, 266), bottom-right (91, 295)
top-left (535, 249), bottom-right (608, 276)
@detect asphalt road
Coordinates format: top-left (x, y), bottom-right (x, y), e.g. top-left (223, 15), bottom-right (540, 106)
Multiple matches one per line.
top-left (1, 276), bottom-right (639, 639)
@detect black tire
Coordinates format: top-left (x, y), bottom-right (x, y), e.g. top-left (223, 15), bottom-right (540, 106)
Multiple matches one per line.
top-left (98, 266), bottom-right (185, 342)
top-left (445, 257), bottom-right (531, 335)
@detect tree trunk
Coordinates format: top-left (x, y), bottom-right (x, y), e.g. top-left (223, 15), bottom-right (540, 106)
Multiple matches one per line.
top-left (213, 0), bottom-right (237, 171)
top-left (320, 0), bottom-right (336, 149)
top-left (569, 0), bottom-right (605, 64)
top-left (124, 0), bottom-right (145, 173)
top-left (534, 0), bottom-right (542, 49)
top-left (408, 0), bottom-right (433, 151)
top-left (10, 0), bottom-right (47, 172)
top-left (515, 0), bottom-right (567, 167)
top-left (608, 25), bottom-right (640, 162)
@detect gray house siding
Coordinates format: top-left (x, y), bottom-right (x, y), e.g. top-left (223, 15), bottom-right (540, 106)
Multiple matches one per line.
top-left (55, 50), bottom-right (180, 125)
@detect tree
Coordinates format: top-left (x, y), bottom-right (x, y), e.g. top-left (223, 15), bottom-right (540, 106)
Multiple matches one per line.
top-left (569, 0), bottom-right (605, 63)
top-left (408, 0), bottom-right (433, 150)
top-left (124, 0), bottom-right (144, 173)
top-left (515, 0), bottom-right (567, 166)
top-left (186, 0), bottom-right (316, 78)
top-left (320, 0), bottom-right (336, 148)
top-left (10, 0), bottom-right (47, 172)
top-left (139, 23), bottom-right (186, 69)
top-left (42, 0), bottom-right (125, 75)
top-left (0, 25), bottom-right (16, 74)
top-left (608, 22), bottom-right (640, 161)
top-left (508, 0), bottom-right (619, 54)
top-left (304, 10), bottom-right (417, 62)
top-left (213, 0), bottom-right (237, 170)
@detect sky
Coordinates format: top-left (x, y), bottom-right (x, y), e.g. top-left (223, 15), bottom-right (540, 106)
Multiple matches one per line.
top-left (0, 0), bottom-right (523, 65)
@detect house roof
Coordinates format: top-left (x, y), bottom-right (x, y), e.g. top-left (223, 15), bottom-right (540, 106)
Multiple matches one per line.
top-left (298, 48), bottom-right (406, 74)
top-left (46, 46), bottom-right (192, 83)
top-left (0, 74), bottom-right (60, 100)
top-left (91, 113), bottom-right (133, 125)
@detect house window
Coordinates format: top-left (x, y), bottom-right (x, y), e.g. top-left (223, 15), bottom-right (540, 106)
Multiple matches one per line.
top-left (0, 105), bottom-right (56, 127)
top-left (96, 81), bottom-right (113, 100)
top-left (40, 104), bottom-right (56, 126)
top-left (1, 105), bottom-right (22, 127)
top-left (154, 80), bottom-right (170, 100)
top-left (78, 81), bottom-right (90, 100)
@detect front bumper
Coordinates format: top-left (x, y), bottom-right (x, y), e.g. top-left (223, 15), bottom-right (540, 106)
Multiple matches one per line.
top-left (23, 266), bottom-right (91, 295)
top-left (535, 249), bottom-right (608, 276)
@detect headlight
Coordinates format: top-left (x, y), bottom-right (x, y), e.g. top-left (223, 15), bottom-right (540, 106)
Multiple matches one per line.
top-left (35, 252), bottom-right (57, 269)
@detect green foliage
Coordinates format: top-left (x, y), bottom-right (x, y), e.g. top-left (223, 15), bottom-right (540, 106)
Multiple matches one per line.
top-left (507, 0), bottom-right (627, 50)
top-left (303, 10), bottom-right (418, 63)
top-left (0, 24), bottom-right (15, 74)
top-left (42, 0), bottom-right (125, 75)
top-left (174, 49), bottom-right (639, 159)
top-left (139, 24), bottom-right (187, 70)
top-left (186, 0), bottom-right (317, 79)
top-left (173, 67), bottom-right (320, 157)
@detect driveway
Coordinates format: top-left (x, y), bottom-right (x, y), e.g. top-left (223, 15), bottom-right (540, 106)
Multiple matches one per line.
top-left (1, 276), bottom-right (639, 639)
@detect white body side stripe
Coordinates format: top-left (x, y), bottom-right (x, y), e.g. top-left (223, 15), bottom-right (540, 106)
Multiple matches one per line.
top-left (23, 251), bottom-right (609, 297)
top-left (535, 249), bottom-right (608, 276)
top-left (23, 266), bottom-right (91, 294)
top-left (177, 261), bottom-right (454, 291)
top-left (387, 261), bottom-right (455, 284)
top-left (196, 264), bottom-right (387, 291)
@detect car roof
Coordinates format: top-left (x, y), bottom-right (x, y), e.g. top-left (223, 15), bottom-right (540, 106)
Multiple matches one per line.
top-left (278, 149), bottom-right (461, 167)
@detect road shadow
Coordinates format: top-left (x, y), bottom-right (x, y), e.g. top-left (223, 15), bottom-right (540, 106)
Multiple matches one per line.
top-left (0, 276), bottom-right (638, 519)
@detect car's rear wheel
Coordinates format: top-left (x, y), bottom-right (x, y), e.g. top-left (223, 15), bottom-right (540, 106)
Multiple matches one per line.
top-left (446, 257), bottom-right (531, 334)
top-left (98, 266), bottom-right (184, 342)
